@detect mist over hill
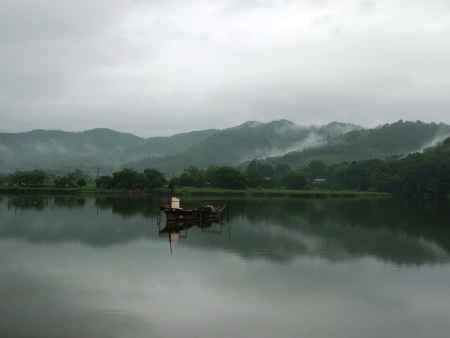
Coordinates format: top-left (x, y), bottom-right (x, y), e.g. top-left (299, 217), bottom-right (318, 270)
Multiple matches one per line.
top-left (0, 120), bottom-right (448, 174)
top-left (0, 128), bottom-right (217, 174)
top-left (264, 121), bottom-right (450, 169)
top-left (130, 120), bottom-right (362, 173)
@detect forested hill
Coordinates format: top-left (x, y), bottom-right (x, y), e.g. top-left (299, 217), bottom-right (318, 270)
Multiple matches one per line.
top-left (0, 120), bottom-right (358, 173)
top-left (0, 128), bottom-right (217, 173)
top-left (130, 120), bottom-right (361, 173)
top-left (0, 128), bottom-right (142, 172)
top-left (0, 120), bottom-right (449, 174)
top-left (320, 135), bottom-right (450, 198)
top-left (265, 121), bottom-right (450, 169)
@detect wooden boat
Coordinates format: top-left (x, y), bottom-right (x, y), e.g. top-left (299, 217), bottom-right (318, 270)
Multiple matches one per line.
top-left (162, 204), bottom-right (226, 225)
top-left (160, 197), bottom-right (226, 231)
top-left (158, 197), bottom-right (228, 254)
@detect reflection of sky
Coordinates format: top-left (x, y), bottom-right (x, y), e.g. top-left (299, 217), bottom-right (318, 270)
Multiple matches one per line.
top-left (1, 197), bottom-right (449, 265)
top-left (1, 239), bottom-right (450, 338)
top-left (1, 196), bottom-right (450, 337)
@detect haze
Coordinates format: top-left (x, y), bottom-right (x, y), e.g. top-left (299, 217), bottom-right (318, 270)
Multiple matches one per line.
top-left (1, 0), bottom-right (450, 137)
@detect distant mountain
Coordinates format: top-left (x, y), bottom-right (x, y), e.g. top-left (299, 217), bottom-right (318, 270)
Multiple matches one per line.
top-left (264, 120), bottom-right (450, 169)
top-left (0, 127), bottom-right (217, 173)
top-left (1, 120), bottom-right (446, 174)
top-left (128, 129), bottom-right (218, 161)
top-left (0, 128), bottom-right (143, 172)
top-left (129, 120), bottom-right (362, 173)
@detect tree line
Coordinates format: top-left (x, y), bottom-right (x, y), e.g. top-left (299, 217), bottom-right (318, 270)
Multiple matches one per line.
top-left (169, 137), bottom-right (450, 198)
top-left (0, 169), bottom-right (88, 188)
top-left (1, 137), bottom-right (449, 198)
top-left (323, 137), bottom-right (450, 199)
top-left (0, 168), bottom-right (167, 191)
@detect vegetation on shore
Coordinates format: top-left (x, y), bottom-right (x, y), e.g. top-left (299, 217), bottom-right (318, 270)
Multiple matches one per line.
top-left (1, 137), bottom-right (449, 199)
top-left (0, 185), bottom-right (388, 199)
top-left (170, 137), bottom-right (450, 200)
top-left (173, 187), bottom-right (389, 199)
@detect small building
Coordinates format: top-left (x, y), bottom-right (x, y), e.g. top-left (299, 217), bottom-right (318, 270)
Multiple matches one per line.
top-left (312, 178), bottom-right (327, 184)
top-left (170, 197), bottom-right (181, 209)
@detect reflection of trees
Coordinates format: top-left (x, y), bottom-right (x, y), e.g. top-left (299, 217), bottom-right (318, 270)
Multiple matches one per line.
top-left (54, 196), bottom-right (86, 208)
top-left (94, 196), bottom-right (160, 218)
top-left (2, 194), bottom-right (162, 217)
top-left (1, 195), bottom-right (449, 265)
top-left (0, 218), bottom-right (153, 247)
top-left (227, 198), bottom-right (450, 249)
top-left (215, 198), bottom-right (450, 265)
top-left (0, 200), bottom-right (155, 247)
top-left (7, 195), bottom-right (50, 210)
top-left (6, 195), bottom-right (87, 210)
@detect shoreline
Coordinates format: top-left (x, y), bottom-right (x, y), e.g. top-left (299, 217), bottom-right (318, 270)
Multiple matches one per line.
top-left (175, 187), bottom-right (390, 199)
top-left (0, 186), bottom-right (391, 199)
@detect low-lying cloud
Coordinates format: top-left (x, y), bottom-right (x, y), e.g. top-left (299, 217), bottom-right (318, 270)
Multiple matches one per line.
top-left (1, 0), bottom-right (450, 136)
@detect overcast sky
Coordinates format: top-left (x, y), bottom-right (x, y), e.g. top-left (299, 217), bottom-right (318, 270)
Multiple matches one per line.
top-left (1, 0), bottom-right (450, 136)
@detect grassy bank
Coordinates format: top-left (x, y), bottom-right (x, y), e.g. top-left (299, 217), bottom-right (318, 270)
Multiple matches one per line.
top-left (174, 187), bottom-right (390, 199)
top-left (0, 186), bottom-right (390, 198)
top-left (0, 186), bottom-right (140, 195)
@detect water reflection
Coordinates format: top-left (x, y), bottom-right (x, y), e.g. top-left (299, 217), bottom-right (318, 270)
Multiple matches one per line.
top-left (158, 200), bottom-right (228, 254)
top-left (1, 195), bottom-right (450, 338)
top-left (1, 195), bottom-right (450, 265)
top-left (7, 195), bottom-right (50, 210)
top-left (160, 216), bottom-right (228, 255)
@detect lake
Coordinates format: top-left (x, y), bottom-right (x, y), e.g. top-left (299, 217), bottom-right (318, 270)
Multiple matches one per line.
top-left (1, 195), bottom-right (450, 338)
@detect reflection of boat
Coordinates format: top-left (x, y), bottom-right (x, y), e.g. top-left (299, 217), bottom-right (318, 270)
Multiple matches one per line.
top-left (158, 197), bottom-right (227, 254)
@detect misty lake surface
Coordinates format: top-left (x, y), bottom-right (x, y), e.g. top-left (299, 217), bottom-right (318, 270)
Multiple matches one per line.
top-left (1, 195), bottom-right (450, 338)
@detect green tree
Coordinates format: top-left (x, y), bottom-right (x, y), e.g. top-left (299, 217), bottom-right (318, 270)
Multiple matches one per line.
top-left (111, 169), bottom-right (145, 190)
top-left (177, 166), bottom-right (205, 187)
top-left (54, 170), bottom-right (88, 188)
top-left (143, 169), bottom-right (166, 189)
top-left (95, 176), bottom-right (113, 189)
top-left (206, 166), bottom-right (246, 189)
top-left (77, 178), bottom-right (87, 187)
top-left (245, 160), bottom-right (275, 188)
top-left (0, 174), bottom-right (7, 187)
top-left (10, 170), bottom-right (47, 186)
top-left (54, 176), bottom-right (76, 188)
top-left (307, 160), bottom-right (328, 179)
top-left (274, 163), bottom-right (291, 180)
top-left (283, 171), bottom-right (307, 190)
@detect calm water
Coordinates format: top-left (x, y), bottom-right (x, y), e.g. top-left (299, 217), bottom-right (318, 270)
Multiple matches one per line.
top-left (1, 195), bottom-right (450, 338)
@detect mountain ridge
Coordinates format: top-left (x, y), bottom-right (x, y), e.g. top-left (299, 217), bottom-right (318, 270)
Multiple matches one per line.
top-left (262, 120), bottom-right (450, 169)
top-left (129, 120), bottom-right (362, 173)
top-left (1, 119), bottom-right (447, 174)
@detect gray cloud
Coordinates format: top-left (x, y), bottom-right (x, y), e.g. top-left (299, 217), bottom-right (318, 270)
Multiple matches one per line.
top-left (1, 0), bottom-right (450, 136)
